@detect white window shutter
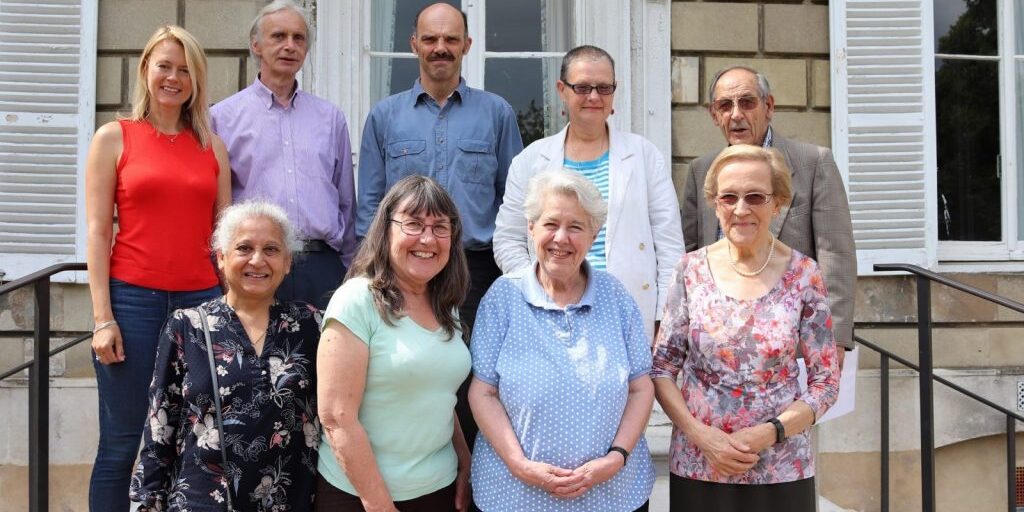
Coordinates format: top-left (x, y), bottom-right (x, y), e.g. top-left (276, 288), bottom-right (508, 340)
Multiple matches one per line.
top-left (830, 0), bottom-right (937, 274)
top-left (0, 0), bottom-right (96, 280)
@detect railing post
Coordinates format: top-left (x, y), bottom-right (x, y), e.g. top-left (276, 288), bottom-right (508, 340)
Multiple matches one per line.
top-left (1008, 415), bottom-right (1016, 512)
top-left (917, 275), bottom-right (935, 512)
top-left (881, 355), bottom-right (889, 512)
top-left (29, 279), bottom-right (50, 512)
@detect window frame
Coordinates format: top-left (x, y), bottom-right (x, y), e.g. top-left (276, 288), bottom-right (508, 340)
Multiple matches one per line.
top-left (934, 0), bottom-right (1024, 262)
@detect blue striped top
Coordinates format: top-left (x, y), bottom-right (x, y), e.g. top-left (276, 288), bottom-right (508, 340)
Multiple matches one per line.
top-left (563, 151), bottom-right (610, 270)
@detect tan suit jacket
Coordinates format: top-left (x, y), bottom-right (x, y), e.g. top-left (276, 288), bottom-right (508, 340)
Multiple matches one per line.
top-left (681, 133), bottom-right (857, 347)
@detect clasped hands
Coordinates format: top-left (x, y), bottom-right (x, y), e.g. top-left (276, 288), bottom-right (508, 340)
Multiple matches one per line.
top-left (513, 453), bottom-right (623, 499)
top-left (693, 422), bottom-right (775, 476)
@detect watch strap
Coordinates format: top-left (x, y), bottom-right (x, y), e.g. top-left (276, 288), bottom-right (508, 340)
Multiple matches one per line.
top-left (607, 445), bottom-right (630, 465)
top-left (768, 417), bottom-right (786, 444)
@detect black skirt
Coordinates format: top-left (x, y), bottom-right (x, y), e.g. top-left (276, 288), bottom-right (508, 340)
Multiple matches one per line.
top-left (669, 473), bottom-right (815, 512)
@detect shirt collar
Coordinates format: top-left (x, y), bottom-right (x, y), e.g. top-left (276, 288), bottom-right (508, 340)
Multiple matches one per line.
top-left (521, 259), bottom-right (597, 311)
top-left (411, 77), bottom-right (467, 107)
top-left (252, 74), bottom-right (299, 109)
top-left (762, 126), bottom-right (774, 148)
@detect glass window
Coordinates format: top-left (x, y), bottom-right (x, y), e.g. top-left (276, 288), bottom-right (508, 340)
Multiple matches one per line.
top-left (485, 58), bottom-right (566, 146)
top-left (934, 0), bottom-right (1001, 241)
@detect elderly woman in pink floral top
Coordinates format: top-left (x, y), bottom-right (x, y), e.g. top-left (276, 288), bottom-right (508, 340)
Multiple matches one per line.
top-left (652, 145), bottom-right (839, 512)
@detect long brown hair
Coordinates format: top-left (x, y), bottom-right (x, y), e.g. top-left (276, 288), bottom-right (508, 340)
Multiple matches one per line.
top-left (347, 176), bottom-right (469, 341)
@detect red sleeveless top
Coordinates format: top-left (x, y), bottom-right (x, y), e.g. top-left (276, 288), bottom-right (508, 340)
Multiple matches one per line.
top-left (108, 120), bottom-right (220, 291)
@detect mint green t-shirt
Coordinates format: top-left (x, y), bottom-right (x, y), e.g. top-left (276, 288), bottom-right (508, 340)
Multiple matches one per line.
top-left (317, 277), bottom-right (471, 500)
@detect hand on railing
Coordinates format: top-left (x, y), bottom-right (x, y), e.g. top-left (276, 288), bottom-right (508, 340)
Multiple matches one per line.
top-left (92, 323), bottom-right (125, 365)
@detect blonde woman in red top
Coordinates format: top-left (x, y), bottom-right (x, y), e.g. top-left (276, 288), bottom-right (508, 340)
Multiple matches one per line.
top-left (84, 25), bottom-right (230, 512)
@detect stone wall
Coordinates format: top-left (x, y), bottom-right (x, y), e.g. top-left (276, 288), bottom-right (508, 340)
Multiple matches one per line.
top-left (94, 0), bottom-right (272, 129)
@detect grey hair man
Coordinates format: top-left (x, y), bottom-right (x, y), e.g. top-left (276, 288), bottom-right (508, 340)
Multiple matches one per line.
top-left (211, 0), bottom-right (357, 310)
top-left (681, 65), bottom-right (857, 365)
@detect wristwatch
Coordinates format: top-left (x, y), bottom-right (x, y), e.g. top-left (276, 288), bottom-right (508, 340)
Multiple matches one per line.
top-left (607, 445), bottom-right (630, 465)
top-left (768, 417), bottom-right (786, 444)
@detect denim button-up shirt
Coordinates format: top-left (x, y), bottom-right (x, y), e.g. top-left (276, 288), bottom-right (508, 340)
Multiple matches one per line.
top-left (357, 78), bottom-right (523, 250)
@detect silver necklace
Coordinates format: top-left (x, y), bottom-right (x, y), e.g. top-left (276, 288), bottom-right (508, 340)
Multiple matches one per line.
top-left (162, 131), bottom-right (180, 143)
top-left (728, 235), bottom-right (776, 277)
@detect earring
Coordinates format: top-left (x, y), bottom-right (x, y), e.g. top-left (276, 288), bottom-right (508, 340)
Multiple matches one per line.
top-left (611, 108), bottom-right (615, 115)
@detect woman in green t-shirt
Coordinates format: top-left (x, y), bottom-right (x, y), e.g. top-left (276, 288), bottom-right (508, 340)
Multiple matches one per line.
top-left (316, 175), bottom-right (472, 512)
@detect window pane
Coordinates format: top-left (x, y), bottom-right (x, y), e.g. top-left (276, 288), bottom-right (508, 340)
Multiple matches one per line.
top-left (936, 58), bottom-right (1001, 241)
top-left (934, 0), bottom-right (996, 56)
top-left (369, 57), bottom-right (420, 105)
top-left (485, 58), bottom-right (566, 146)
top-left (370, 0), bottom-right (459, 52)
top-left (485, 0), bottom-right (573, 52)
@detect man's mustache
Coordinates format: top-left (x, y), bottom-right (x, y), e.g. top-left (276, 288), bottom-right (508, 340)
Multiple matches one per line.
top-left (428, 52), bottom-right (455, 62)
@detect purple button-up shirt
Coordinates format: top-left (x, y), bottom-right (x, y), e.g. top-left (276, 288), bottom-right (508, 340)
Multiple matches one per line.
top-left (211, 79), bottom-right (357, 266)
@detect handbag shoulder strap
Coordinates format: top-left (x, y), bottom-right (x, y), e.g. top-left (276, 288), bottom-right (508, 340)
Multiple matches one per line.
top-left (198, 307), bottom-right (234, 511)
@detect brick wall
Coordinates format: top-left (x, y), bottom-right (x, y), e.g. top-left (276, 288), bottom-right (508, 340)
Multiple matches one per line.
top-left (669, 0), bottom-right (832, 190)
top-left (95, 0), bottom-right (274, 129)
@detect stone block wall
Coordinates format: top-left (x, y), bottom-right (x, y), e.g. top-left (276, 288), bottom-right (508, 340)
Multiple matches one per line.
top-left (95, 0), bottom-right (272, 129)
top-left (669, 0), bottom-right (832, 188)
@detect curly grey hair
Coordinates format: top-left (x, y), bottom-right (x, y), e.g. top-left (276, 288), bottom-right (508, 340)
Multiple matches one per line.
top-left (524, 169), bottom-right (608, 232)
top-left (212, 200), bottom-right (302, 256)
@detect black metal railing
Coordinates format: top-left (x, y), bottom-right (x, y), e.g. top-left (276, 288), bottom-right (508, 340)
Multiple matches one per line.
top-left (862, 263), bottom-right (1023, 512)
top-left (0, 262), bottom-right (89, 512)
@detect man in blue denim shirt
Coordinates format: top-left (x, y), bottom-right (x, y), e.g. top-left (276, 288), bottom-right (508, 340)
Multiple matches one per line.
top-left (357, 3), bottom-right (523, 332)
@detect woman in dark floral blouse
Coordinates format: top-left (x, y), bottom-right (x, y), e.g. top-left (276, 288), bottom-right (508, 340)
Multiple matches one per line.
top-left (131, 200), bottom-right (322, 511)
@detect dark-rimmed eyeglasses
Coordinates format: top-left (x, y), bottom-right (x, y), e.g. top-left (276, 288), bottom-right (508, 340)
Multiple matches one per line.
top-left (562, 81), bottom-right (617, 96)
top-left (390, 219), bottom-right (452, 238)
top-left (711, 95), bottom-right (760, 114)
top-left (715, 192), bottom-right (774, 208)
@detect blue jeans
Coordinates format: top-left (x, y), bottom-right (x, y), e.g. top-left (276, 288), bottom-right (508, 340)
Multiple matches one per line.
top-left (89, 278), bottom-right (220, 512)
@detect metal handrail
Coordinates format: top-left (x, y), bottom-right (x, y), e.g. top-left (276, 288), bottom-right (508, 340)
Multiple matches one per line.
top-left (0, 262), bottom-right (88, 512)
top-left (867, 262), bottom-right (1021, 512)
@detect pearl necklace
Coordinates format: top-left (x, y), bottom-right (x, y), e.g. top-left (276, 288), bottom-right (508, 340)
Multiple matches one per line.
top-left (727, 235), bottom-right (776, 277)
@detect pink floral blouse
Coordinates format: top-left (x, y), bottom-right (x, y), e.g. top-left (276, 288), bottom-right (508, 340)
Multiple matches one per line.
top-left (652, 248), bottom-right (840, 484)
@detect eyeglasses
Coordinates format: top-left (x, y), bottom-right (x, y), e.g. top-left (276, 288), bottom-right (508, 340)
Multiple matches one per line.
top-left (562, 81), bottom-right (617, 96)
top-left (715, 192), bottom-right (774, 208)
top-left (390, 219), bottom-right (452, 238)
top-left (711, 95), bottom-right (761, 114)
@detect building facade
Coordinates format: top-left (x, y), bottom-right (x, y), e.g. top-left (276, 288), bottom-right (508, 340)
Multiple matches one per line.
top-left (1, 0), bottom-right (1022, 510)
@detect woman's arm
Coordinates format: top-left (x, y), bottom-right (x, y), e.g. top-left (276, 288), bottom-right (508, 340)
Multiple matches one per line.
top-left (452, 414), bottom-right (471, 512)
top-left (317, 321), bottom-right (397, 512)
top-left (468, 377), bottom-right (583, 496)
top-left (85, 122), bottom-right (124, 364)
top-left (569, 375), bottom-right (655, 495)
top-left (653, 376), bottom-right (759, 476)
top-left (211, 135), bottom-right (232, 217)
top-left (130, 314), bottom-right (188, 509)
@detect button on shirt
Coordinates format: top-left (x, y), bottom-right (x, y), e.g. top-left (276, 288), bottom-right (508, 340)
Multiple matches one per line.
top-left (357, 79), bottom-right (523, 250)
top-left (211, 79), bottom-right (357, 266)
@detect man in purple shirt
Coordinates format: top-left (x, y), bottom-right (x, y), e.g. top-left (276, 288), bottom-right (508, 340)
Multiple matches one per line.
top-left (212, 0), bottom-right (356, 309)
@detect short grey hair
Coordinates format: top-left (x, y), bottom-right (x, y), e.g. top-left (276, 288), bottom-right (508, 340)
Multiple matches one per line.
top-left (707, 65), bottom-right (771, 103)
top-left (249, 0), bottom-right (312, 61)
top-left (524, 169), bottom-right (608, 232)
top-left (212, 200), bottom-right (302, 256)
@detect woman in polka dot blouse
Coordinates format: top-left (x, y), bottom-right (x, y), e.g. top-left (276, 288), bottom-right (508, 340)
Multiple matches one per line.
top-left (468, 169), bottom-right (656, 511)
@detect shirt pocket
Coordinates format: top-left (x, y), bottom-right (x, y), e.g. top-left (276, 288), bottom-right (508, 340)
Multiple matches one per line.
top-left (455, 138), bottom-right (497, 186)
top-left (386, 139), bottom-right (427, 186)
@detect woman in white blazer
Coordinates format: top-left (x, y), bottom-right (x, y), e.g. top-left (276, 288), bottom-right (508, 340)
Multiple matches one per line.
top-left (493, 45), bottom-right (684, 341)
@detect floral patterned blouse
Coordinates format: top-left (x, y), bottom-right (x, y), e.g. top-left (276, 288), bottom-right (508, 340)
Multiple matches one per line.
top-left (651, 248), bottom-right (839, 484)
top-left (130, 297), bottom-right (322, 511)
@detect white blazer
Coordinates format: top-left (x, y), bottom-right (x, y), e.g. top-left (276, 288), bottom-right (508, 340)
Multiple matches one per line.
top-left (493, 122), bottom-right (685, 340)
